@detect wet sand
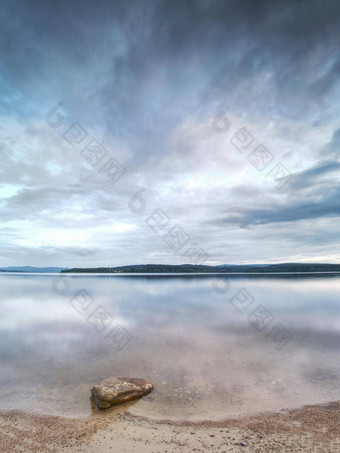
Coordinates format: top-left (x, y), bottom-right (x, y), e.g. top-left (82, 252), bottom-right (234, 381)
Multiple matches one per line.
top-left (1, 400), bottom-right (339, 452)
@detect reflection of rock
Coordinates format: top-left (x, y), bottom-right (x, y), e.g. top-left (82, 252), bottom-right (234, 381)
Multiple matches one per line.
top-left (91, 377), bottom-right (153, 410)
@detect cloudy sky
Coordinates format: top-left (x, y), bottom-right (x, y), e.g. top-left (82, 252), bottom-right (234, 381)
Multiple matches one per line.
top-left (1, 0), bottom-right (340, 267)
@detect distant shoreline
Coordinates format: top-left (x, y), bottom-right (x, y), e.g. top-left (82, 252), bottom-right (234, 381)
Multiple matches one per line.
top-left (2, 271), bottom-right (340, 279)
top-left (61, 263), bottom-right (340, 274)
top-left (2, 262), bottom-right (340, 274)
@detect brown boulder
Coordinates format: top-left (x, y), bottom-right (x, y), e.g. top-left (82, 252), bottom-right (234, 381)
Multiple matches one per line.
top-left (91, 376), bottom-right (153, 410)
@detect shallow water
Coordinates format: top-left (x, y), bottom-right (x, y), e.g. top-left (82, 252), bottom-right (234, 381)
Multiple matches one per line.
top-left (0, 273), bottom-right (340, 421)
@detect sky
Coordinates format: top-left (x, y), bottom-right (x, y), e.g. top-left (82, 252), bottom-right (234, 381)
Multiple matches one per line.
top-left (0, 0), bottom-right (340, 267)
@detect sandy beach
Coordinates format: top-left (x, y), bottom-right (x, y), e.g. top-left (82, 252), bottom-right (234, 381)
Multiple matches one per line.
top-left (1, 400), bottom-right (339, 452)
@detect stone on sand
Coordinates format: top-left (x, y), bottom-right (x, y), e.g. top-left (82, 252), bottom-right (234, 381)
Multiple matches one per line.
top-left (91, 377), bottom-right (153, 410)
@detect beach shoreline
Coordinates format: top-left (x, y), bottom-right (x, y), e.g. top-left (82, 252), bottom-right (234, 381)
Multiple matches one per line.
top-left (1, 400), bottom-right (339, 452)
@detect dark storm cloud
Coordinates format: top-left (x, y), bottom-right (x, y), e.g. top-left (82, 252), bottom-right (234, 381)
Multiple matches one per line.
top-left (1, 0), bottom-right (340, 131)
top-left (289, 161), bottom-right (340, 190)
top-left (212, 164), bottom-right (340, 228)
top-left (218, 189), bottom-right (340, 227)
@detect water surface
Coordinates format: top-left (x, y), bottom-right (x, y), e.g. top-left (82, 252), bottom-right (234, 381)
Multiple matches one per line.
top-left (0, 273), bottom-right (339, 421)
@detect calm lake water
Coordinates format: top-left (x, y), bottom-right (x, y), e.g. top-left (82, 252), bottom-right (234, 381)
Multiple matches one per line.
top-left (0, 273), bottom-right (340, 421)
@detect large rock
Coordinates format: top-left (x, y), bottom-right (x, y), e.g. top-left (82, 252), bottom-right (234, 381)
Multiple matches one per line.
top-left (91, 376), bottom-right (153, 410)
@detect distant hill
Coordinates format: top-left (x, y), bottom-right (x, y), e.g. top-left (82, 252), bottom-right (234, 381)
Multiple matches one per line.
top-left (61, 263), bottom-right (340, 274)
top-left (0, 266), bottom-right (68, 273)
